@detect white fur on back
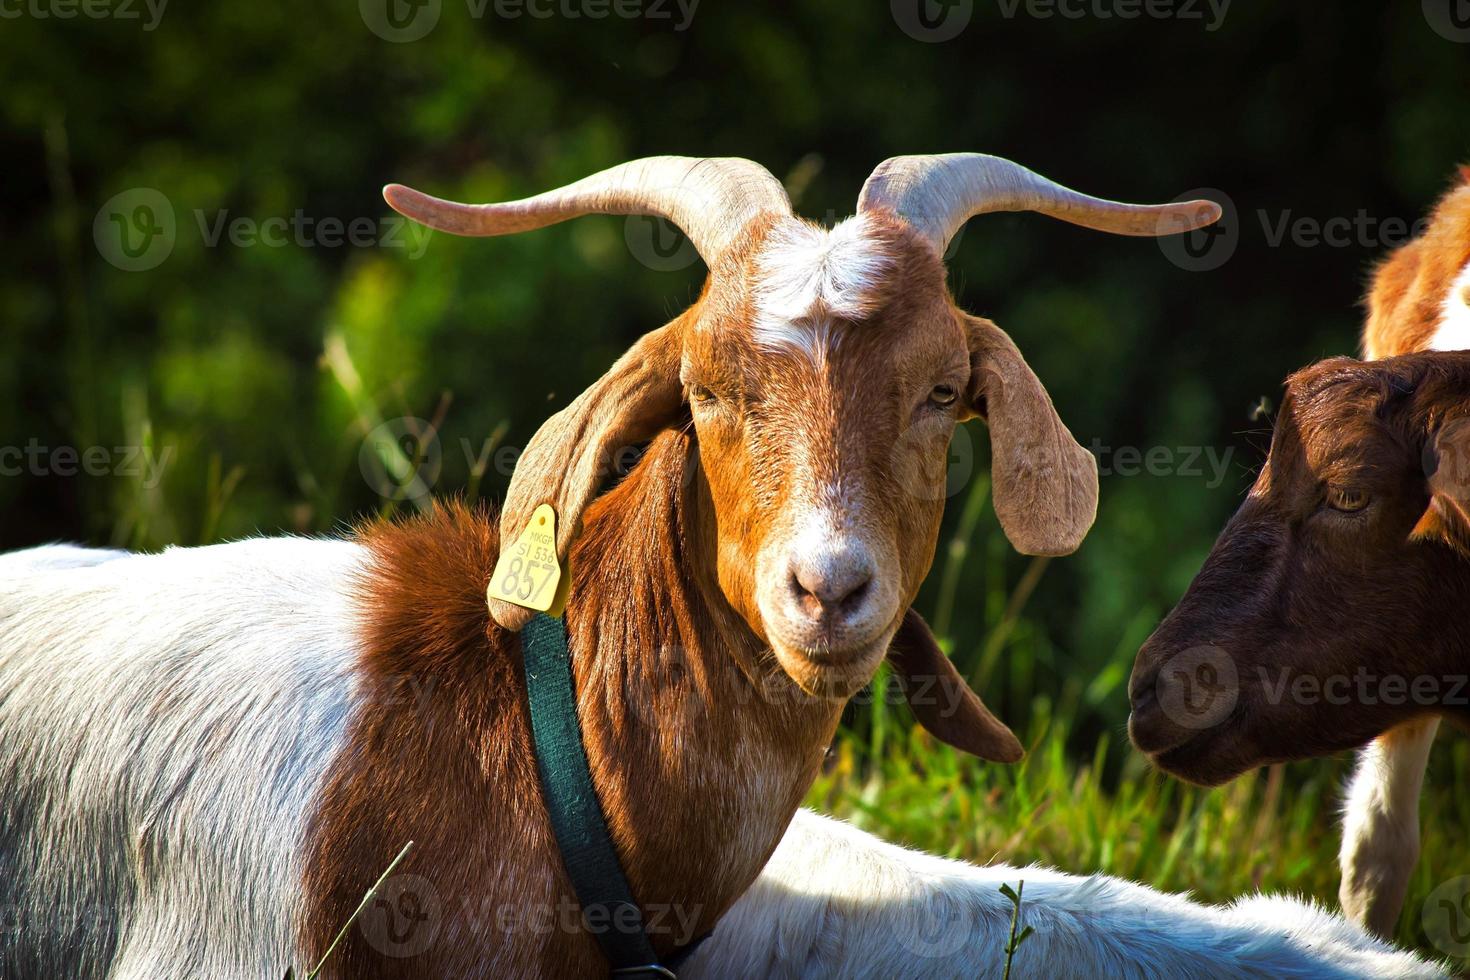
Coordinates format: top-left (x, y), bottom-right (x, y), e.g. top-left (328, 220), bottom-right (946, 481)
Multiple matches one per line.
top-left (685, 809), bottom-right (1446, 979)
top-left (1431, 259), bottom-right (1470, 351)
top-left (752, 215), bottom-right (894, 362)
top-left (0, 540), bottom-right (366, 979)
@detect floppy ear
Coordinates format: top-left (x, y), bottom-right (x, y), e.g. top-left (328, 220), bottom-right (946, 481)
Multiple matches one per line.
top-left (962, 315), bottom-right (1099, 556)
top-left (489, 321), bottom-right (686, 630)
top-left (887, 609), bottom-right (1024, 763)
top-left (1412, 420), bottom-right (1470, 558)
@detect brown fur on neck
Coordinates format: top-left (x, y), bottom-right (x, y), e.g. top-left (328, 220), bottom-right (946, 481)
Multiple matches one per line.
top-left (299, 428), bottom-right (840, 977)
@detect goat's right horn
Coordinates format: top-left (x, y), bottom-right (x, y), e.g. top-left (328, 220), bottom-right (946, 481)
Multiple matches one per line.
top-left (384, 156), bottom-right (793, 264)
top-left (858, 153), bottom-right (1221, 256)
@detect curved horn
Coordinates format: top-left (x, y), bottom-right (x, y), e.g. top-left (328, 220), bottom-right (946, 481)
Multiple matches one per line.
top-left (384, 156), bottom-right (792, 263)
top-left (858, 153), bottom-right (1222, 255)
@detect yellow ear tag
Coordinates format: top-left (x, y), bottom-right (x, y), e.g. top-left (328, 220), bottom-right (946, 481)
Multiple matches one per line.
top-left (488, 504), bottom-right (569, 617)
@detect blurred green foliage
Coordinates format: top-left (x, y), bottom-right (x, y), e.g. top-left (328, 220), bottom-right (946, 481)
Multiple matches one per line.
top-left (3, 0), bottom-right (1469, 964)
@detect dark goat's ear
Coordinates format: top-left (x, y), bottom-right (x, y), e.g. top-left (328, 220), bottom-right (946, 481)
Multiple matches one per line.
top-left (1413, 420), bottom-right (1470, 558)
top-left (488, 321), bottom-right (686, 630)
top-left (887, 609), bottom-right (1024, 763)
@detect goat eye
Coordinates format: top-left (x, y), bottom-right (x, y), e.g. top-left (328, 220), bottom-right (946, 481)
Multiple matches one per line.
top-left (688, 383), bottom-right (716, 404)
top-left (929, 384), bottom-right (959, 408)
top-left (1326, 487), bottom-right (1369, 513)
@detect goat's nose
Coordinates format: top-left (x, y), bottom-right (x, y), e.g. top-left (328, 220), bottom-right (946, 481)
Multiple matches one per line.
top-left (788, 548), bottom-right (875, 623)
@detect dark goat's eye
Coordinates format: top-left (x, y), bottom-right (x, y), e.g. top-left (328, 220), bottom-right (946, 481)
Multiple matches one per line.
top-left (688, 383), bottom-right (716, 404)
top-left (930, 384), bottom-right (959, 407)
top-left (1326, 487), bottom-right (1369, 513)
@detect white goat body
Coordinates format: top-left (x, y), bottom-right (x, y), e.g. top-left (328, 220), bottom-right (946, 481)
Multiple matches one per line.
top-left (0, 544), bottom-right (1445, 978)
top-left (688, 809), bottom-right (1445, 979)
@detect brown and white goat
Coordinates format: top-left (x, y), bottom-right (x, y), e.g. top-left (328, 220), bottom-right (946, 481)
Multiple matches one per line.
top-left (0, 154), bottom-right (1216, 978)
top-left (1340, 168), bottom-right (1470, 939)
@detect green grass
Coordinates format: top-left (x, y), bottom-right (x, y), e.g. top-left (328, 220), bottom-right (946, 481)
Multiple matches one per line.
top-left (813, 709), bottom-right (1470, 969)
top-left (813, 471), bottom-right (1470, 969)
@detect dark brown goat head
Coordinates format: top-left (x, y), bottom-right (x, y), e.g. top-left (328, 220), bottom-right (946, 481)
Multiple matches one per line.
top-left (1129, 352), bottom-right (1470, 786)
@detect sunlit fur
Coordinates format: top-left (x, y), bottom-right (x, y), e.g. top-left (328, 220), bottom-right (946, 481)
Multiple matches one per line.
top-left (0, 541), bottom-right (364, 978)
top-left (690, 810), bottom-right (1446, 979)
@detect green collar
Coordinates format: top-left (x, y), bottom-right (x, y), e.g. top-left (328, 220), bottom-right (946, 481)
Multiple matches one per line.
top-left (520, 613), bottom-right (709, 978)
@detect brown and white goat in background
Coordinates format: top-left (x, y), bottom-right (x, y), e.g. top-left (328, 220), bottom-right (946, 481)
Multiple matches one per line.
top-left (0, 154), bottom-right (1216, 978)
top-left (1341, 167), bottom-right (1470, 939)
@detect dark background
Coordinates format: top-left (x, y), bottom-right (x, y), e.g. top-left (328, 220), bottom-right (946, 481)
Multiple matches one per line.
top-left (3, 0), bottom-right (1468, 773)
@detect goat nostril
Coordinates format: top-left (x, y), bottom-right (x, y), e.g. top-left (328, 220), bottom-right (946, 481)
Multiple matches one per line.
top-left (836, 574), bottom-right (872, 615)
top-left (790, 563), bottom-right (874, 621)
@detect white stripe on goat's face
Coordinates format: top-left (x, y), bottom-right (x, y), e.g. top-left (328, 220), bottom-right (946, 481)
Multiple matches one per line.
top-left (751, 215), bottom-right (897, 363)
top-left (1432, 259), bottom-right (1470, 352)
top-left (687, 212), bottom-right (968, 699)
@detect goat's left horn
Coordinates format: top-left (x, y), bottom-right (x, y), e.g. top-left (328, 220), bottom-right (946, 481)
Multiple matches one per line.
top-left (858, 153), bottom-right (1221, 256)
top-left (384, 156), bottom-right (793, 265)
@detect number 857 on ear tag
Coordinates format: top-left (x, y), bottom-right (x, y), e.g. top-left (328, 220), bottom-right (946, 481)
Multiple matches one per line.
top-left (488, 504), bottom-right (566, 615)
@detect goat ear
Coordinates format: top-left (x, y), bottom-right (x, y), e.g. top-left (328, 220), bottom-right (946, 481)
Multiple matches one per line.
top-left (1412, 421), bottom-right (1470, 558)
top-left (962, 315), bottom-right (1099, 556)
top-left (887, 609), bottom-right (1024, 763)
top-left (489, 322), bottom-right (686, 630)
